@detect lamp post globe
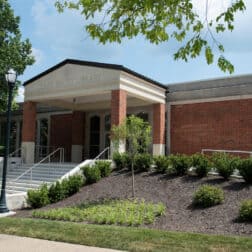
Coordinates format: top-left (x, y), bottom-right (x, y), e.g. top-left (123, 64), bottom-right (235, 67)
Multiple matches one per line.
top-left (5, 69), bottom-right (17, 86)
top-left (0, 68), bottom-right (17, 213)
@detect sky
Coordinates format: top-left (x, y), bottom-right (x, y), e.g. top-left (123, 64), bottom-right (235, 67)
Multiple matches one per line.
top-left (8, 0), bottom-right (252, 102)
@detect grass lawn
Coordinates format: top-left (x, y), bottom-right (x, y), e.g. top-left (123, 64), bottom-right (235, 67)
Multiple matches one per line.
top-left (0, 218), bottom-right (251, 252)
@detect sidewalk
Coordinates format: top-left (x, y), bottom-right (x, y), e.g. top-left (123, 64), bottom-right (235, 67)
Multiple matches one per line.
top-left (0, 234), bottom-right (124, 252)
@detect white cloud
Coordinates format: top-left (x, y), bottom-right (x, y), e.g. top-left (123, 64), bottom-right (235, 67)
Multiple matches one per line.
top-left (32, 47), bottom-right (44, 65)
top-left (26, 0), bottom-right (252, 85)
top-left (31, 0), bottom-right (120, 62)
top-left (192, 0), bottom-right (231, 21)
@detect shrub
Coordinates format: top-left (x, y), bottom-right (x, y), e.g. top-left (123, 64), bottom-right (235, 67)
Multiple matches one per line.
top-left (113, 152), bottom-right (130, 170)
top-left (27, 184), bottom-right (50, 209)
top-left (154, 156), bottom-right (170, 173)
top-left (212, 152), bottom-right (240, 180)
top-left (169, 154), bottom-right (190, 176)
top-left (191, 153), bottom-right (211, 177)
top-left (82, 165), bottom-right (101, 184)
top-left (193, 185), bottom-right (224, 208)
top-left (238, 158), bottom-right (252, 183)
top-left (239, 200), bottom-right (252, 222)
top-left (95, 161), bottom-right (112, 177)
top-left (61, 175), bottom-right (84, 197)
top-left (134, 153), bottom-right (152, 172)
top-left (48, 181), bottom-right (64, 203)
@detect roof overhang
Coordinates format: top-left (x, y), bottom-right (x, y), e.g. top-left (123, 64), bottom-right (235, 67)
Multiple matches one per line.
top-left (24, 59), bottom-right (167, 109)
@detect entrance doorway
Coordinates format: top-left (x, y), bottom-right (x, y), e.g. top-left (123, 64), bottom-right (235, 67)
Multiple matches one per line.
top-left (89, 115), bottom-right (100, 158)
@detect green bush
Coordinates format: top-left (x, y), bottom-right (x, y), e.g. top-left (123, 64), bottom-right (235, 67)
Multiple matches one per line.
top-left (95, 161), bottom-right (112, 177)
top-left (154, 156), bottom-right (170, 173)
top-left (212, 152), bottom-right (239, 180)
top-left (113, 152), bottom-right (130, 170)
top-left (193, 185), bottom-right (224, 208)
top-left (238, 158), bottom-right (252, 184)
top-left (61, 175), bottom-right (84, 197)
top-left (169, 154), bottom-right (190, 176)
top-left (48, 181), bottom-right (64, 203)
top-left (82, 165), bottom-right (101, 184)
top-left (27, 184), bottom-right (50, 209)
top-left (191, 153), bottom-right (211, 177)
top-left (134, 153), bottom-right (152, 172)
top-left (239, 200), bottom-right (252, 222)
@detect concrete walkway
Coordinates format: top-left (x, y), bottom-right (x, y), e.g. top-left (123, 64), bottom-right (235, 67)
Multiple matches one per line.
top-left (0, 234), bottom-right (123, 252)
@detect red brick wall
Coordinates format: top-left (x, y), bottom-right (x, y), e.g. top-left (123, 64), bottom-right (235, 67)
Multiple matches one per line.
top-left (50, 114), bottom-right (72, 161)
top-left (171, 99), bottom-right (252, 154)
top-left (22, 101), bottom-right (36, 142)
top-left (111, 90), bottom-right (127, 126)
top-left (153, 103), bottom-right (165, 144)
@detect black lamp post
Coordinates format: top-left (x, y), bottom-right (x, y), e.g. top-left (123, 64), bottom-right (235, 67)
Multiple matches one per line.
top-left (0, 68), bottom-right (17, 213)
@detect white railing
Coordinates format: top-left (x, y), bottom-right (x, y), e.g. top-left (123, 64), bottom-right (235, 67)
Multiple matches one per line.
top-left (201, 148), bottom-right (252, 178)
top-left (91, 147), bottom-right (111, 166)
top-left (7, 147), bottom-right (24, 171)
top-left (9, 147), bottom-right (23, 158)
top-left (13, 147), bottom-right (64, 183)
top-left (202, 149), bottom-right (252, 157)
top-left (35, 145), bottom-right (57, 162)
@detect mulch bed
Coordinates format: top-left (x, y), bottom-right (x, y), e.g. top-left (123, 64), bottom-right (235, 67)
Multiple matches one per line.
top-left (15, 170), bottom-right (252, 236)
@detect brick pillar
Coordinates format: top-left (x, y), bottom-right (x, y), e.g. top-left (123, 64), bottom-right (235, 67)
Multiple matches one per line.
top-left (111, 89), bottom-right (127, 153)
top-left (71, 111), bottom-right (85, 163)
top-left (21, 101), bottom-right (36, 163)
top-left (152, 103), bottom-right (166, 156)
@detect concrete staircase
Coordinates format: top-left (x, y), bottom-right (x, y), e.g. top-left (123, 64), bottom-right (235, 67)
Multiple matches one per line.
top-left (0, 163), bottom-right (77, 194)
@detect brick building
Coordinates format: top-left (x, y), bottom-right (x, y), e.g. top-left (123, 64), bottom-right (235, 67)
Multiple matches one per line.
top-left (1, 59), bottom-right (251, 163)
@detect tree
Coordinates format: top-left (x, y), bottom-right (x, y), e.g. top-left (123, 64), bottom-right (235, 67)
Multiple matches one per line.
top-left (111, 115), bottom-right (151, 197)
top-left (0, 0), bottom-right (34, 112)
top-left (55, 0), bottom-right (246, 73)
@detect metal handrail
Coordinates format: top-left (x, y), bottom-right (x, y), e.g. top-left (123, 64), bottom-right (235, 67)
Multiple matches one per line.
top-left (91, 147), bottom-right (111, 165)
top-left (13, 147), bottom-right (64, 182)
top-left (202, 149), bottom-right (252, 157)
top-left (9, 147), bottom-right (23, 157)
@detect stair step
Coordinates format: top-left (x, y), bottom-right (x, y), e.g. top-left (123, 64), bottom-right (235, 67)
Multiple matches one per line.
top-left (6, 186), bottom-right (34, 192)
top-left (7, 170), bottom-right (70, 177)
top-left (6, 182), bottom-right (40, 188)
top-left (1, 162), bottom-right (79, 194)
top-left (6, 189), bottom-right (25, 194)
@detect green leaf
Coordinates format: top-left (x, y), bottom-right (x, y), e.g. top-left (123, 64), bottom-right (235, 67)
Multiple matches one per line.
top-left (205, 47), bottom-right (214, 65)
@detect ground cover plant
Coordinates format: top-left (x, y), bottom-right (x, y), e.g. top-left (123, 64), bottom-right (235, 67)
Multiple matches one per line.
top-left (1, 218), bottom-right (252, 252)
top-left (32, 199), bottom-right (165, 226)
top-left (239, 200), bottom-right (252, 222)
top-left (193, 185), bottom-right (224, 208)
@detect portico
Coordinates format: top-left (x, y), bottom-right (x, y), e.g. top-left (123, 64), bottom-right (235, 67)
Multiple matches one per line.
top-left (22, 59), bottom-right (167, 163)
